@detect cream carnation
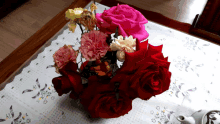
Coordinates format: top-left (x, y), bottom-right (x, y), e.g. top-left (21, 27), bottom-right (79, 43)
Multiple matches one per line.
top-left (110, 35), bottom-right (136, 53)
top-left (116, 50), bottom-right (125, 62)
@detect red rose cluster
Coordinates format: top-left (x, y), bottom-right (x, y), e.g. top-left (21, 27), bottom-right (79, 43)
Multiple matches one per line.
top-left (52, 3), bottom-right (171, 119)
top-left (52, 39), bottom-right (171, 118)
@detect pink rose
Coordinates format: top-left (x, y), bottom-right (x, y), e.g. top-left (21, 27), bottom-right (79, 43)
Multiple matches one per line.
top-left (96, 4), bottom-right (149, 42)
top-left (79, 30), bottom-right (109, 61)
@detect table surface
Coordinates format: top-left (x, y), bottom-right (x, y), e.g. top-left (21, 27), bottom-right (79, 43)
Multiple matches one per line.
top-left (0, 1), bottom-right (220, 124)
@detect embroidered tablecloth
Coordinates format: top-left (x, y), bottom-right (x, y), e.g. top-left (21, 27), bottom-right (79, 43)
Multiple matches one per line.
top-left (1, 2), bottom-right (220, 124)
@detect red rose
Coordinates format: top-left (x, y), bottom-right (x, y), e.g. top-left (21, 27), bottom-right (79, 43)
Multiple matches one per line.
top-left (52, 62), bottom-right (83, 99)
top-left (52, 76), bottom-right (72, 95)
top-left (109, 73), bottom-right (138, 99)
top-left (87, 91), bottom-right (132, 118)
top-left (80, 76), bottom-right (132, 118)
top-left (115, 39), bottom-right (172, 100)
top-left (96, 4), bottom-right (149, 42)
top-left (129, 61), bottom-right (171, 99)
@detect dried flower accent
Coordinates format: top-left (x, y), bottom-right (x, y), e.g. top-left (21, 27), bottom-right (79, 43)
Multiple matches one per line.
top-left (65, 8), bottom-right (84, 20)
top-left (116, 50), bottom-right (125, 62)
top-left (78, 10), bottom-right (97, 31)
top-left (53, 45), bottom-right (78, 72)
top-left (65, 7), bottom-right (97, 33)
top-left (65, 8), bottom-right (85, 33)
top-left (90, 3), bottom-right (98, 13)
top-left (68, 20), bottom-right (77, 33)
top-left (90, 61), bottom-right (112, 77)
top-left (110, 35), bottom-right (136, 53)
top-left (79, 30), bottom-right (109, 61)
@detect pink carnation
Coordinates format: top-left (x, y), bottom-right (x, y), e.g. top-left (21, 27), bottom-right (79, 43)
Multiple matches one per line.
top-left (53, 45), bottom-right (78, 69)
top-left (79, 30), bottom-right (109, 61)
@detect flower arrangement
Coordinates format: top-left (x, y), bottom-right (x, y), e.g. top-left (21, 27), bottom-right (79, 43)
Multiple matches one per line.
top-left (52, 1), bottom-right (172, 119)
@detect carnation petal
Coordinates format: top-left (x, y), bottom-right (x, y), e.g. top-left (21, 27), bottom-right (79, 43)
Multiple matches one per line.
top-left (53, 45), bottom-right (78, 69)
top-left (116, 50), bottom-right (125, 62)
top-left (80, 31), bottom-right (109, 61)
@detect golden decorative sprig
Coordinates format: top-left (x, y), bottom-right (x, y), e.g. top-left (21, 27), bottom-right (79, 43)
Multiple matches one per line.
top-left (65, 4), bottom-right (98, 34)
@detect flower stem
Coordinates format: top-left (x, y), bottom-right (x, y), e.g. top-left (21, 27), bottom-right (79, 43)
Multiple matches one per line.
top-left (77, 22), bottom-right (84, 34)
top-left (94, 0), bottom-right (97, 30)
top-left (80, 53), bottom-right (85, 73)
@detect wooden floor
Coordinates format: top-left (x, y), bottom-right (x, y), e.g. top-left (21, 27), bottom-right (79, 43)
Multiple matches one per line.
top-left (0, 0), bottom-right (207, 62)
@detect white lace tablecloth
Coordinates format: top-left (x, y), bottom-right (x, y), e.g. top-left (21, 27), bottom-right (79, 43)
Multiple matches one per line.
top-left (1, 2), bottom-right (220, 124)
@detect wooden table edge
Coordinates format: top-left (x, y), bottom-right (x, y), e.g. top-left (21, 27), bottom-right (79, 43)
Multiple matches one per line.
top-left (190, 27), bottom-right (220, 45)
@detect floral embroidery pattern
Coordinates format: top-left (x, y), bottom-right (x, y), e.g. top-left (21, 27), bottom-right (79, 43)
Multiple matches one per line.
top-left (61, 111), bottom-right (66, 119)
top-left (22, 79), bottom-right (56, 104)
top-left (203, 81), bottom-right (220, 103)
top-left (46, 65), bottom-right (54, 69)
top-left (173, 56), bottom-right (192, 72)
top-left (150, 106), bottom-right (175, 124)
top-left (168, 79), bottom-right (197, 103)
top-left (182, 38), bottom-right (199, 51)
top-left (190, 64), bottom-right (204, 77)
top-left (182, 37), bottom-right (210, 53)
top-left (0, 105), bottom-right (31, 124)
top-left (173, 56), bottom-right (204, 77)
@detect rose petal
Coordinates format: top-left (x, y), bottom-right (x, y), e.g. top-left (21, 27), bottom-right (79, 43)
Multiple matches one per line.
top-left (95, 4), bottom-right (149, 42)
top-left (66, 72), bottom-right (83, 94)
top-left (60, 61), bottom-right (78, 73)
top-left (52, 76), bottom-right (72, 96)
top-left (80, 61), bottom-right (89, 71)
top-left (163, 71), bottom-right (172, 91)
top-left (87, 91), bottom-right (132, 118)
top-left (137, 86), bottom-right (153, 100)
top-left (147, 44), bottom-right (163, 56)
